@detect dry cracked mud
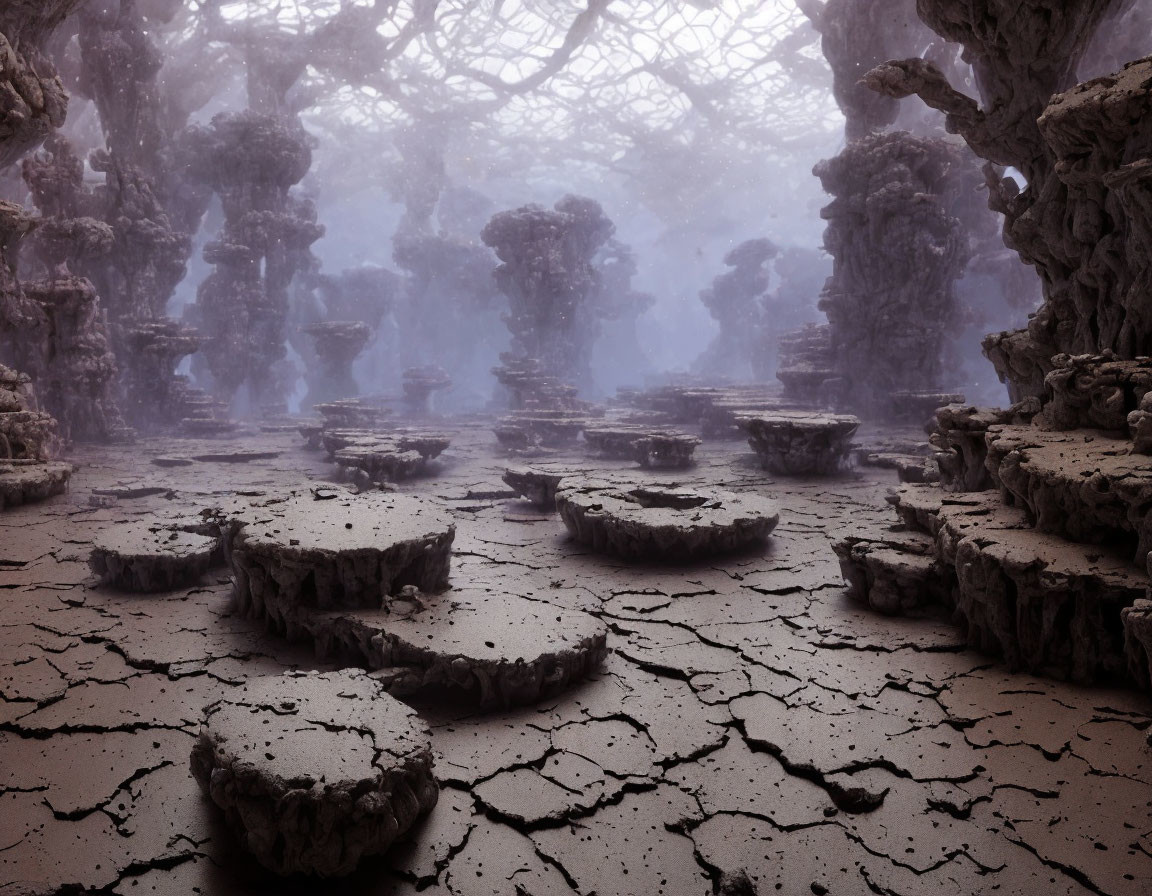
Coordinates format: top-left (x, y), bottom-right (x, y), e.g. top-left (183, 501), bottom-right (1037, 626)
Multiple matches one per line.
top-left (1, 422), bottom-right (1150, 894)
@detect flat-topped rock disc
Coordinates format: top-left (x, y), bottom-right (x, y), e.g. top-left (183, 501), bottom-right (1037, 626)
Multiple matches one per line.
top-left (89, 521), bottom-right (217, 592)
top-left (0, 460), bottom-right (72, 510)
top-left (190, 669), bottom-right (437, 876)
top-left (556, 480), bottom-right (780, 560)
top-left (261, 588), bottom-right (609, 707)
top-left (582, 426), bottom-right (701, 468)
top-left (739, 411), bottom-right (860, 475)
top-left (230, 494), bottom-right (456, 614)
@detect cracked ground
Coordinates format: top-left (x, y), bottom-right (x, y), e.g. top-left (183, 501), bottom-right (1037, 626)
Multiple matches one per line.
top-left (1, 423), bottom-right (1150, 895)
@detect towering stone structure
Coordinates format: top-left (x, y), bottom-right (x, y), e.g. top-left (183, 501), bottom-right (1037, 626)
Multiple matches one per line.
top-left (840, 4), bottom-right (1152, 693)
top-left (481, 195), bottom-right (615, 392)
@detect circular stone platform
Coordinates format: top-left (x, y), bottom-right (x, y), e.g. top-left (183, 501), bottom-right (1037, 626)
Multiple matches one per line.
top-left (252, 587), bottom-right (609, 708)
top-left (738, 411), bottom-right (860, 475)
top-left (229, 494), bottom-right (456, 614)
top-left (327, 431), bottom-right (452, 483)
top-left (226, 495), bottom-right (606, 705)
top-left (190, 669), bottom-right (438, 876)
top-left (89, 522), bottom-right (218, 592)
top-left (555, 480), bottom-right (780, 560)
top-left (0, 460), bottom-right (72, 510)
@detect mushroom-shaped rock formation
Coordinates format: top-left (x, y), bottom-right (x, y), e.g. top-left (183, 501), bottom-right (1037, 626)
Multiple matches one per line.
top-left (190, 669), bottom-right (437, 876)
top-left (738, 411), bottom-right (860, 475)
top-left (694, 237), bottom-right (777, 380)
top-left (401, 365), bottom-right (452, 415)
top-left (301, 320), bottom-right (371, 408)
top-left (89, 522), bottom-right (217, 592)
top-left (481, 196), bottom-right (615, 385)
top-left (556, 480), bottom-right (780, 561)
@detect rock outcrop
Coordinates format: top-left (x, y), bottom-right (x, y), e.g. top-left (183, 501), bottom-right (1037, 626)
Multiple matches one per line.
top-left (190, 669), bottom-right (438, 876)
top-left (739, 412), bottom-right (859, 475)
top-left (556, 480), bottom-right (780, 561)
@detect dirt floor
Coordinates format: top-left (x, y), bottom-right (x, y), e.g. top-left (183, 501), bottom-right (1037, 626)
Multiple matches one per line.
top-left (1, 422), bottom-right (1150, 895)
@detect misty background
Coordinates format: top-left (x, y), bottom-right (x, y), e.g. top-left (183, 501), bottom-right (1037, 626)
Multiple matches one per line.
top-left (13, 0), bottom-right (1051, 417)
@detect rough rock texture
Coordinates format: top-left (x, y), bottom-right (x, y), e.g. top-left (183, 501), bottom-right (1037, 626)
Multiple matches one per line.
top-left (183, 111), bottom-right (322, 410)
top-left (834, 526), bottom-right (951, 617)
top-left (633, 432), bottom-right (701, 469)
top-left (1123, 597), bottom-right (1152, 688)
top-left (74, 0), bottom-right (216, 430)
top-left (190, 669), bottom-right (437, 876)
top-left (249, 586), bottom-right (607, 708)
top-left (502, 465), bottom-right (568, 509)
top-left (491, 353), bottom-right (584, 412)
top-left (937, 491), bottom-right (1144, 684)
top-left (229, 494), bottom-right (456, 613)
top-left (89, 522), bottom-right (216, 592)
top-left (220, 486), bottom-right (606, 706)
top-left (121, 321), bottom-right (203, 432)
top-left (0, 1), bottom-right (84, 170)
top-left (1038, 352), bottom-right (1152, 434)
top-left (3, 428), bottom-right (1152, 894)
top-left (803, 0), bottom-right (1036, 414)
top-left (556, 480), bottom-right (780, 561)
top-left (0, 459), bottom-right (72, 510)
top-left (699, 392), bottom-right (792, 441)
top-left (866, 4), bottom-right (1138, 399)
top-left (739, 412), bottom-right (860, 475)
top-left (882, 485), bottom-right (1147, 684)
top-left (0, 365), bottom-right (61, 461)
top-left (20, 135), bottom-right (130, 443)
top-left (815, 133), bottom-right (970, 418)
top-left (887, 391), bottom-right (965, 427)
top-left (984, 424), bottom-right (1152, 562)
top-left (329, 431), bottom-right (451, 484)
top-left (481, 196), bottom-right (614, 387)
top-left (798, 0), bottom-right (925, 140)
top-left (0, 363), bottom-right (71, 509)
top-left (929, 404), bottom-right (1019, 493)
